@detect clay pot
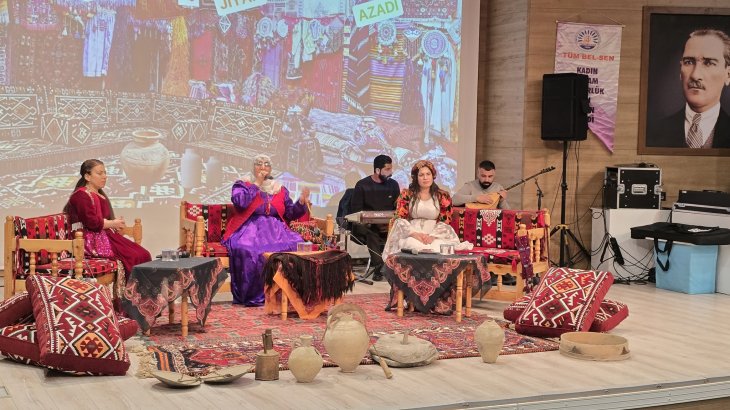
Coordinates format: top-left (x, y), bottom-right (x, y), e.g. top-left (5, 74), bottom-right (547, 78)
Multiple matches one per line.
top-left (288, 335), bottom-right (323, 383)
top-left (120, 129), bottom-right (170, 187)
top-left (474, 319), bottom-right (505, 363)
top-left (323, 304), bottom-right (369, 373)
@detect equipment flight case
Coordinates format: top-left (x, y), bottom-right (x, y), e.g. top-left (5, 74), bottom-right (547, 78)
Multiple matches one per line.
top-left (603, 165), bottom-right (662, 209)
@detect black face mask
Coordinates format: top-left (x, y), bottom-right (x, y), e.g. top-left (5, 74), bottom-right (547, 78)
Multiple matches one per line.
top-left (479, 181), bottom-right (492, 189)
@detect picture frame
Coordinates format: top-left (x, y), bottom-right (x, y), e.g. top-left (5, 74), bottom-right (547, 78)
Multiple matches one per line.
top-left (638, 7), bottom-right (730, 156)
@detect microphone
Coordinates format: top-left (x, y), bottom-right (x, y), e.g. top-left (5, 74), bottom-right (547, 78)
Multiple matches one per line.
top-left (265, 175), bottom-right (274, 180)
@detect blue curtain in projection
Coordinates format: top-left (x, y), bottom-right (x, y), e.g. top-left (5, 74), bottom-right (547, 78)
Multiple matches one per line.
top-left (0, 0), bottom-right (462, 211)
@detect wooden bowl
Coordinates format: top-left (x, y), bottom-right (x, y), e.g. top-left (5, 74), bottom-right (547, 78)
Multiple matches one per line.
top-left (559, 332), bottom-right (630, 361)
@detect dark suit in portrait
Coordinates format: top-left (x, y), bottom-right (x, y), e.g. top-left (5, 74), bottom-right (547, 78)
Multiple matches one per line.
top-left (647, 107), bottom-right (730, 148)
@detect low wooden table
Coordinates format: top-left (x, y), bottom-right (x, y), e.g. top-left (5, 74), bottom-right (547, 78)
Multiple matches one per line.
top-left (121, 257), bottom-right (227, 337)
top-left (263, 250), bottom-right (355, 320)
top-left (383, 252), bottom-right (491, 322)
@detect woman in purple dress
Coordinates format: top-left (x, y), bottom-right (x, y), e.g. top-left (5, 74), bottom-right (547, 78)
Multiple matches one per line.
top-left (222, 154), bottom-right (311, 306)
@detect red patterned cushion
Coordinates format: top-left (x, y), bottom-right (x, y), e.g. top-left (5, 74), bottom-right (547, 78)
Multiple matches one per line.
top-left (0, 292), bottom-right (33, 328)
top-left (503, 294), bottom-right (532, 323)
top-left (18, 258), bottom-right (119, 280)
top-left (0, 323), bottom-right (41, 366)
top-left (590, 299), bottom-right (629, 332)
top-left (459, 247), bottom-right (521, 265)
top-left (504, 295), bottom-right (629, 332)
top-left (184, 202), bottom-right (235, 243)
top-left (118, 318), bottom-right (139, 340)
top-left (515, 267), bottom-right (614, 337)
top-left (26, 275), bottom-right (129, 375)
top-left (0, 317), bottom-right (137, 369)
top-left (289, 220), bottom-right (324, 244)
top-left (203, 242), bottom-right (229, 257)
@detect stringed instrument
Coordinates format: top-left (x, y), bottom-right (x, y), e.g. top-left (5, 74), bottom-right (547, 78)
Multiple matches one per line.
top-left (465, 166), bottom-right (556, 209)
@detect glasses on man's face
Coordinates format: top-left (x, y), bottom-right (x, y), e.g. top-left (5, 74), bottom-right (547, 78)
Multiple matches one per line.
top-left (254, 161), bottom-right (271, 167)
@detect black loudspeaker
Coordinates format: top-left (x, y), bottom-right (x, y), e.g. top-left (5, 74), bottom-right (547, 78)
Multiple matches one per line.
top-left (541, 73), bottom-right (589, 141)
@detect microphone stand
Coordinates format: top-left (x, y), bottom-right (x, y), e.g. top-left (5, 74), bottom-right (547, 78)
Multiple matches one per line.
top-left (535, 178), bottom-right (544, 210)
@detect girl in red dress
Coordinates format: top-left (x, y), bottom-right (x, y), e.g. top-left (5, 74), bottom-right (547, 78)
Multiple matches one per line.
top-left (63, 159), bottom-right (151, 280)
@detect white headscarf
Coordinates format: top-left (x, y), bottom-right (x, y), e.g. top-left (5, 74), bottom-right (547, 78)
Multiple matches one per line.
top-left (247, 154), bottom-right (281, 195)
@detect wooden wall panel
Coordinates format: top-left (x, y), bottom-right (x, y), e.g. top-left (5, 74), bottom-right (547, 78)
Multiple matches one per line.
top-left (476, 0), bottom-right (730, 264)
top-left (480, 0), bottom-right (529, 209)
top-left (513, 0), bottom-right (730, 265)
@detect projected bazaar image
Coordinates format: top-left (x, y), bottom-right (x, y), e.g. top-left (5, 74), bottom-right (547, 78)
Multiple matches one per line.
top-left (0, 0), bottom-right (463, 211)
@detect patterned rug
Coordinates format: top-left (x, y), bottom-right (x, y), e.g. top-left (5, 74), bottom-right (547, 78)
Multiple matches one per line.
top-left (141, 293), bottom-right (558, 377)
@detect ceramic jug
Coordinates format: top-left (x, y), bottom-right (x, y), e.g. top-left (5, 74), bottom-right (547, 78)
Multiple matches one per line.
top-left (323, 304), bottom-right (369, 372)
top-left (181, 148), bottom-right (202, 189)
top-left (205, 156), bottom-right (223, 188)
top-left (474, 319), bottom-right (505, 363)
top-left (288, 335), bottom-right (323, 383)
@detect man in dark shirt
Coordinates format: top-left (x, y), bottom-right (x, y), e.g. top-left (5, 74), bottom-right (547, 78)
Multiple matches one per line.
top-left (349, 154), bottom-right (400, 281)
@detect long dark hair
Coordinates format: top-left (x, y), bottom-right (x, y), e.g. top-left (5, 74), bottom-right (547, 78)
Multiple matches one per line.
top-left (63, 159), bottom-right (115, 219)
top-left (407, 160), bottom-right (441, 208)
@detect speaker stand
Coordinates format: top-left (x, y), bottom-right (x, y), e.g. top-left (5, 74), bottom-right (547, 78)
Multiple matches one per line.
top-left (549, 141), bottom-right (590, 267)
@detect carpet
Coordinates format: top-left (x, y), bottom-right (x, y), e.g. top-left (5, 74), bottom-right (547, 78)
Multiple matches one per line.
top-left (141, 293), bottom-right (558, 376)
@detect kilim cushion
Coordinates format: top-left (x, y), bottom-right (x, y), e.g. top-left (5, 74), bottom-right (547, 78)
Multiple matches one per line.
top-left (118, 318), bottom-right (139, 340)
top-left (515, 267), bottom-right (614, 338)
top-left (31, 258), bottom-right (119, 279)
top-left (503, 294), bottom-right (532, 323)
top-left (590, 299), bottom-right (630, 333)
top-left (289, 220), bottom-right (324, 244)
top-left (0, 323), bottom-right (41, 366)
top-left (0, 292), bottom-right (33, 328)
top-left (46, 88), bottom-right (112, 131)
top-left (0, 317), bottom-right (137, 368)
top-left (26, 275), bottom-right (129, 375)
top-left (203, 242), bottom-right (229, 257)
top-left (504, 294), bottom-right (629, 332)
top-left (460, 247), bottom-right (521, 265)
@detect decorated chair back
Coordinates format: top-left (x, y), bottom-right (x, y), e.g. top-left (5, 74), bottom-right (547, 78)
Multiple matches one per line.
top-left (450, 208), bottom-right (548, 259)
top-left (8, 213), bottom-right (73, 277)
top-left (181, 202), bottom-right (235, 243)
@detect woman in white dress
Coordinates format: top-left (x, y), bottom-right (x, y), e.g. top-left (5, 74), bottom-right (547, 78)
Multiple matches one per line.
top-left (382, 160), bottom-right (470, 262)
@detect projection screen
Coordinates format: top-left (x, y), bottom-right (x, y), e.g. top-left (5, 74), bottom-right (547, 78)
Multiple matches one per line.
top-left (0, 0), bottom-right (479, 262)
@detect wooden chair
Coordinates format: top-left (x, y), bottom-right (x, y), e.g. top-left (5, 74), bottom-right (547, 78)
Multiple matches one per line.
top-left (179, 200), bottom-right (336, 293)
top-left (449, 208), bottom-right (551, 302)
top-left (484, 220), bottom-right (549, 301)
top-left (4, 214), bottom-right (143, 299)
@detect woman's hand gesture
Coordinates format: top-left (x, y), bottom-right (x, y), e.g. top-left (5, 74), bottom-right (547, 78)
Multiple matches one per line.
top-left (299, 187), bottom-right (311, 205)
top-left (410, 232), bottom-right (434, 245)
top-left (105, 217), bottom-right (127, 231)
top-left (420, 233), bottom-right (435, 245)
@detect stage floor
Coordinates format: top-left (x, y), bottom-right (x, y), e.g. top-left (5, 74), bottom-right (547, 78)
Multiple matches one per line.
top-left (1, 276), bottom-right (729, 409)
